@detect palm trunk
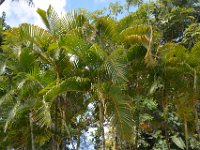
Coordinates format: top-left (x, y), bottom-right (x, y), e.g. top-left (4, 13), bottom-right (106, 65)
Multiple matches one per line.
top-left (98, 100), bottom-right (105, 150)
top-left (135, 74), bottom-right (141, 150)
top-left (114, 128), bottom-right (119, 150)
top-left (76, 130), bottom-right (81, 150)
top-left (135, 95), bottom-right (140, 150)
top-left (61, 109), bottom-right (66, 150)
top-left (29, 111), bottom-right (35, 150)
top-left (53, 97), bottom-right (59, 150)
top-left (193, 70), bottom-right (200, 140)
top-left (160, 85), bottom-right (170, 150)
top-left (195, 108), bottom-right (200, 140)
top-left (165, 127), bottom-right (170, 150)
top-left (163, 107), bottom-right (170, 150)
top-left (184, 114), bottom-right (189, 150)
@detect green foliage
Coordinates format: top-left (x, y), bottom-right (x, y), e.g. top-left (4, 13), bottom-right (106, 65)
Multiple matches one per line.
top-left (1, 1), bottom-right (200, 149)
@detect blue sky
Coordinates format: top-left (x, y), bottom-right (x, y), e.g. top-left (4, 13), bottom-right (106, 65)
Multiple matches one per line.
top-left (0, 0), bottom-right (129, 27)
top-left (65, 0), bottom-right (127, 11)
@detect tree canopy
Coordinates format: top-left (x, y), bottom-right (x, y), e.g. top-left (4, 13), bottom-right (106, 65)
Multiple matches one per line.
top-left (0, 0), bottom-right (200, 149)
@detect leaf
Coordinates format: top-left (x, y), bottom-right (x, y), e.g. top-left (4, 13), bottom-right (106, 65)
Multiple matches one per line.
top-left (4, 101), bottom-right (21, 132)
top-left (32, 99), bottom-right (52, 128)
top-left (62, 10), bottom-right (87, 37)
top-left (0, 90), bottom-right (15, 106)
top-left (105, 84), bottom-right (133, 140)
top-left (95, 16), bottom-right (117, 41)
top-left (149, 78), bottom-right (164, 95)
top-left (39, 77), bottom-right (90, 103)
top-left (37, 8), bottom-right (50, 29)
top-left (121, 25), bottom-right (155, 67)
top-left (171, 135), bottom-right (186, 150)
top-left (19, 23), bottom-right (53, 49)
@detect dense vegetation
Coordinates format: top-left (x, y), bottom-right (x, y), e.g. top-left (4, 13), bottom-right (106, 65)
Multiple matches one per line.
top-left (0, 0), bottom-right (200, 149)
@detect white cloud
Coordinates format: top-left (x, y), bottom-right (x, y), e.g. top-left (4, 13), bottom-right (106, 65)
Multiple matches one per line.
top-left (0, 0), bottom-right (67, 27)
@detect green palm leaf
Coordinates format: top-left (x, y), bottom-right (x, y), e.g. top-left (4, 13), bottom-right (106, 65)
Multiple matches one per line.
top-left (106, 84), bottom-right (133, 140)
top-left (4, 101), bottom-right (21, 132)
top-left (32, 99), bottom-right (52, 128)
top-left (39, 77), bottom-right (90, 103)
top-left (121, 25), bottom-right (155, 67)
top-left (19, 23), bottom-right (54, 50)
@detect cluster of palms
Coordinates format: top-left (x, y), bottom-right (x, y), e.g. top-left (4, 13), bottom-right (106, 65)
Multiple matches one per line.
top-left (0, 0), bottom-right (200, 149)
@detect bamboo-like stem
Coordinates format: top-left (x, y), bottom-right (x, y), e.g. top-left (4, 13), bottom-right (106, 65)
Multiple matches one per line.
top-left (29, 111), bottom-right (35, 150)
top-left (193, 70), bottom-right (200, 140)
top-left (184, 114), bottom-right (189, 150)
top-left (76, 129), bottom-right (81, 150)
top-left (114, 128), bottom-right (119, 150)
top-left (135, 95), bottom-right (140, 150)
top-left (61, 106), bottom-right (66, 150)
top-left (98, 100), bottom-right (105, 150)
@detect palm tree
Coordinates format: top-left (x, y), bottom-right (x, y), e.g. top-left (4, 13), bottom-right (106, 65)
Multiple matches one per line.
top-left (0, 37), bottom-right (43, 149)
top-left (1, 6), bottom-right (92, 149)
top-left (153, 42), bottom-right (200, 150)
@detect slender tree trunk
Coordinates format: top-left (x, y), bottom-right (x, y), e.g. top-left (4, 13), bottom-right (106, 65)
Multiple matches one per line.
top-left (98, 100), bottom-right (105, 150)
top-left (29, 111), bottom-right (35, 150)
top-left (135, 95), bottom-right (140, 150)
top-left (114, 128), bottom-right (119, 150)
top-left (165, 127), bottom-right (170, 150)
top-left (163, 107), bottom-right (170, 150)
top-left (193, 70), bottom-right (200, 140)
top-left (61, 109), bottom-right (66, 150)
top-left (135, 74), bottom-right (141, 150)
top-left (184, 115), bottom-right (189, 150)
top-left (53, 97), bottom-right (59, 150)
top-left (195, 108), bottom-right (200, 140)
top-left (65, 123), bottom-right (76, 149)
top-left (160, 85), bottom-right (170, 150)
top-left (76, 130), bottom-right (81, 150)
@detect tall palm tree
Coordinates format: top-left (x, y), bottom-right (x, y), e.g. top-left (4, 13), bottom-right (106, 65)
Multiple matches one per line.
top-left (1, 6), bottom-right (91, 149)
top-left (0, 36), bottom-right (43, 149)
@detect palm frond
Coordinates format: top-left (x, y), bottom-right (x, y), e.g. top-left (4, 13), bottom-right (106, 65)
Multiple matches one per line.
top-left (19, 24), bottom-right (54, 49)
top-left (39, 77), bottom-right (90, 103)
top-left (88, 43), bottom-right (107, 62)
top-left (32, 99), bottom-right (52, 128)
top-left (94, 16), bottom-right (117, 41)
top-left (104, 57), bottom-right (128, 83)
top-left (158, 43), bottom-right (188, 66)
top-left (121, 25), bottom-right (155, 67)
top-left (18, 48), bottom-right (35, 72)
top-left (4, 101), bottom-right (20, 132)
top-left (46, 5), bottom-right (62, 36)
top-left (37, 5), bottom-right (62, 36)
top-left (0, 90), bottom-right (15, 106)
top-left (62, 10), bottom-right (87, 37)
top-left (189, 42), bottom-right (200, 67)
top-left (116, 13), bottom-right (135, 33)
top-left (106, 84), bottom-right (133, 140)
top-left (37, 8), bottom-right (50, 30)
